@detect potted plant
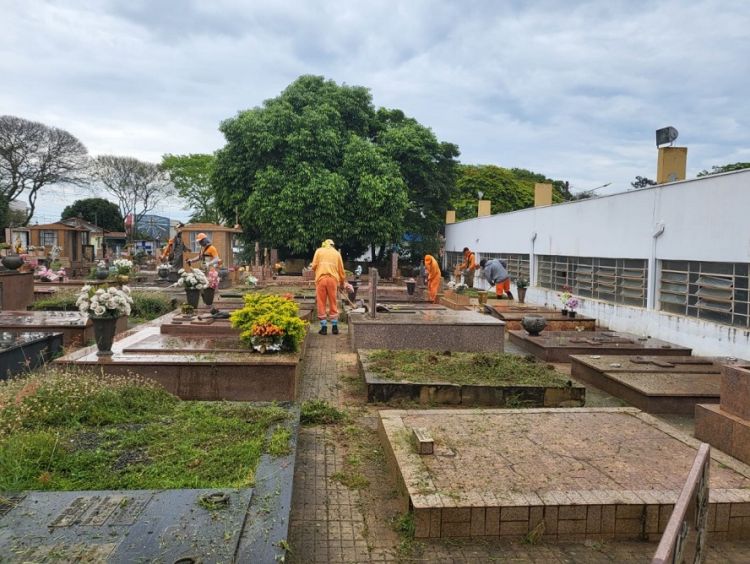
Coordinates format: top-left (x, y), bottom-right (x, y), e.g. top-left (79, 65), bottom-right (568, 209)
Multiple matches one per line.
top-left (559, 285), bottom-right (572, 315)
top-left (177, 268), bottom-right (208, 308)
top-left (230, 293), bottom-right (308, 353)
top-left (202, 269), bottom-right (219, 306)
top-left (76, 284), bottom-right (133, 356)
top-left (113, 258), bottom-right (133, 283)
top-left (249, 322), bottom-right (285, 353)
top-left (566, 296), bottom-right (579, 318)
top-left (515, 278), bottom-right (529, 304)
top-left (180, 303), bottom-right (195, 316)
top-left (95, 260), bottom-right (110, 280)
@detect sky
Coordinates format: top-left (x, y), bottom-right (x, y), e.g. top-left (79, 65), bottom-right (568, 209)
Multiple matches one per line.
top-left (2, 0), bottom-right (749, 224)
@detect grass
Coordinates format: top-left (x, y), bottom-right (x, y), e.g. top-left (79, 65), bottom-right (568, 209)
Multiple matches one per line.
top-left (300, 399), bottom-right (346, 425)
top-left (0, 368), bottom-right (290, 491)
top-left (364, 350), bottom-right (570, 387)
top-left (31, 290), bottom-right (175, 323)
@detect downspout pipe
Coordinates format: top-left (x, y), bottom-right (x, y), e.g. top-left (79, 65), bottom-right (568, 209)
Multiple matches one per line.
top-left (647, 222), bottom-right (665, 310)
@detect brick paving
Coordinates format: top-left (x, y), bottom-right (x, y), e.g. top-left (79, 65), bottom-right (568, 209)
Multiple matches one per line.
top-left (288, 325), bottom-right (750, 563)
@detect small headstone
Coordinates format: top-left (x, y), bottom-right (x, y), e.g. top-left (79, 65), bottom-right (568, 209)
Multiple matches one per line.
top-left (411, 427), bottom-right (434, 455)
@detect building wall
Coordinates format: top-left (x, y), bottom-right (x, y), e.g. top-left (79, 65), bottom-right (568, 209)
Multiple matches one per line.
top-left (445, 169), bottom-right (750, 358)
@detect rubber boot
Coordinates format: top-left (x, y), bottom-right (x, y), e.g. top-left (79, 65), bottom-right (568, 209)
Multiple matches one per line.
top-left (332, 324), bottom-right (339, 335)
top-left (506, 291), bottom-right (514, 300)
top-left (318, 325), bottom-right (327, 335)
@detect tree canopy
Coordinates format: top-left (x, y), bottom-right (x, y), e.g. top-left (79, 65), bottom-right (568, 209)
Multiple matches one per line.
top-left (212, 75), bottom-right (458, 259)
top-left (697, 162), bottom-right (750, 177)
top-left (89, 155), bottom-right (174, 228)
top-left (630, 175), bottom-right (657, 189)
top-left (449, 165), bottom-right (568, 221)
top-left (61, 197), bottom-right (124, 232)
top-left (0, 115), bottom-right (89, 225)
top-left (161, 153), bottom-right (222, 223)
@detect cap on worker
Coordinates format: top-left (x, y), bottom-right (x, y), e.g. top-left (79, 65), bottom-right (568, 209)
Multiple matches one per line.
top-left (196, 233), bottom-right (207, 242)
top-left (322, 239), bottom-right (335, 248)
top-left (479, 259), bottom-right (487, 268)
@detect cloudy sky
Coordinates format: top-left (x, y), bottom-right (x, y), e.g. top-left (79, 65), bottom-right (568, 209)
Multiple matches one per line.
top-left (2, 0), bottom-right (749, 223)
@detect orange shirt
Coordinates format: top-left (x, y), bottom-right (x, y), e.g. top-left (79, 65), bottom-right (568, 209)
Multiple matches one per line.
top-left (199, 244), bottom-right (219, 261)
top-left (311, 246), bottom-right (346, 285)
top-left (460, 250), bottom-right (476, 270)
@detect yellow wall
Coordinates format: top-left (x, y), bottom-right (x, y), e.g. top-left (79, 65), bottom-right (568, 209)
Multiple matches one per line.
top-left (657, 147), bottom-right (688, 184)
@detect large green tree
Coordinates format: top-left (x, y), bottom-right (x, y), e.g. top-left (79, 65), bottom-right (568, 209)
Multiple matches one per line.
top-left (212, 75), bottom-right (458, 260)
top-left (450, 165), bottom-right (568, 221)
top-left (61, 197), bottom-right (124, 231)
top-left (161, 153), bottom-right (222, 223)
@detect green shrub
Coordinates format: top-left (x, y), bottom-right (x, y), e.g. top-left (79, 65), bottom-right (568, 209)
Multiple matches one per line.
top-left (230, 293), bottom-right (307, 352)
top-left (31, 291), bottom-right (78, 311)
top-left (130, 291), bottom-right (174, 321)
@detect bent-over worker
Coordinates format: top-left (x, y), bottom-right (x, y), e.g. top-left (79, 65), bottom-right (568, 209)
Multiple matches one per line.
top-left (424, 255), bottom-right (442, 303)
top-left (311, 239), bottom-right (346, 335)
top-left (480, 258), bottom-right (513, 300)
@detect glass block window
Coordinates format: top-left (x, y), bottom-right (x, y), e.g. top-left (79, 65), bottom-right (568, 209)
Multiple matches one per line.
top-left (660, 260), bottom-right (749, 327)
top-left (478, 252), bottom-right (530, 281)
top-left (537, 255), bottom-right (648, 308)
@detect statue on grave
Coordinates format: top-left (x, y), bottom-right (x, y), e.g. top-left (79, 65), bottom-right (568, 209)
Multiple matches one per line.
top-left (170, 230), bottom-right (185, 271)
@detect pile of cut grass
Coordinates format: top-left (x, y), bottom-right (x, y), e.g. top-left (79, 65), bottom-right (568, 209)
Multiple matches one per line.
top-left (0, 368), bottom-right (290, 491)
top-left (364, 350), bottom-right (569, 387)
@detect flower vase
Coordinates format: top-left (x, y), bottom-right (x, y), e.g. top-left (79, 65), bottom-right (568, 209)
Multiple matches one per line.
top-left (96, 269), bottom-right (109, 280)
top-left (568, 310), bottom-right (577, 318)
top-left (202, 287), bottom-right (215, 306)
top-left (185, 288), bottom-right (200, 308)
top-left (1, 254), bottom-right (24, 270)
top-left (92, 316), bottom-right (119, 356)
top-left (517, 287), bottom-right (527, 304)
top-left (561, 308), bottom-right (568, 316)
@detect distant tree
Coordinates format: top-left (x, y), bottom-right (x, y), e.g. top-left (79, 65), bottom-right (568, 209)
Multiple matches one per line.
top-left (449, 165), bottom-right (567, 221)
top-left (161, 153), bottom-right (222, 223)
top-left (630, 175), bottom-right (657, 189)
top-left (89, 156), bottom-right (174, 229)
top-left (61, 197), bottom-right (124, 232)
top-left (0, 115), bottom-right (89, 225)
top-left (212, 75), bottom-right (456, 260)
top-left (697, 162), bottom-right (750, 177)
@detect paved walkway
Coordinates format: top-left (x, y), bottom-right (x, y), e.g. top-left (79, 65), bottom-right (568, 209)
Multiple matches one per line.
top-left (288, 326), bottom-right (750, 563)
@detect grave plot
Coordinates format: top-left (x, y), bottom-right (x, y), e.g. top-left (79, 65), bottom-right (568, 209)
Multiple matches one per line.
top-left (0, 331), bottom-right (63, 379)
top-left (349, 309), bottom-right (504, 353)
top-left (485, 305), bottom-right (597, 331)
top-left (0, 395), bottom-right (298, 564)
top-left (55, 314), bottom-right (307, 401)
top-left (509, 330), bottom-right (691, 362)
top-left (379, 408), bottom-right (750, 542)
top-left (570, 355), bottom-right (741, 414)
top-left (359, 349), bottom-right (584, 407)
top-left (696, 363), bottom-right (750, 466)
top-left (0, 310), bottom-right (97, 347)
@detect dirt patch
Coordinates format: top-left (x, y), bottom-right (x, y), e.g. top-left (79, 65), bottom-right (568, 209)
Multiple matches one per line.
top-left (112, 448), bottom-right (151, 471)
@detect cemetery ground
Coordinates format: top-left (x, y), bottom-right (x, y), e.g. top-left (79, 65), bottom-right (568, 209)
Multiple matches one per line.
top-left (2, 290), bottom-right (750, 562)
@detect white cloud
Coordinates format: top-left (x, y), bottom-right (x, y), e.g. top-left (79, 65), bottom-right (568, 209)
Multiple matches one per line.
top-left (1, 0), bottom-right (748, 218)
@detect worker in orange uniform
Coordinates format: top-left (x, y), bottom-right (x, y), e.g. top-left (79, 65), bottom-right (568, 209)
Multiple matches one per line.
top-left (311, 239), bottom-right (346, 335)
top-left (424, 255), bottom-right (442, 303)
top-left (188, 233), bottom-right (221, 268)
top-left (161, 223), bottom-right (185, 262)
top-left (456, 247), bottom-right (478, 287)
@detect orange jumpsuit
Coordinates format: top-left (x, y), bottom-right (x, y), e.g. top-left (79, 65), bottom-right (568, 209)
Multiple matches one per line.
top-left (161, 238), bottom-right (174, 260)
top-left (311, 246), bottom-right (346, 320)
top-left (424, 255), bottom-right (441, 303)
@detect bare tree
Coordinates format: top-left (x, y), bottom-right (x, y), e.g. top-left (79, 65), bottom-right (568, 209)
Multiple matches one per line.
top-left (89, 155), bottom-right (175, 232)
top-left (0, 115), bottom-right (89, 225)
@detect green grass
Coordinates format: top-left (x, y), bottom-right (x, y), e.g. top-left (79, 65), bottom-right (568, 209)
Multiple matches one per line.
top-left (31, 290), bottom-right (175, 322)
top-left (364, 350), bottom-right (570, 387)
top-left (0, 369), bottom-right (290, 491)
top-left (300, 399), bottom-right (346, 425)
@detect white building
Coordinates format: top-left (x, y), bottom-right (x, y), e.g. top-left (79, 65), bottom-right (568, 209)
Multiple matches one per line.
top-left (444, 168), bottom-right (750, 359)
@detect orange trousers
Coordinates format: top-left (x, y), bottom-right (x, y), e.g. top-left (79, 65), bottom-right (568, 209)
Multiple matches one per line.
top-left (427, 276), bottom-right (441, 303)
top-left (316, 275), bottom-right (339, 320)
top-left (495, 278), bottom-right (510, 297)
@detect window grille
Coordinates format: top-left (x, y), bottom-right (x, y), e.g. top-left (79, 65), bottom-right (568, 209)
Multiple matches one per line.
top-left (660, 260), bottom-right (749, 327)
top-left (41, 231), bottom-right (57, 247)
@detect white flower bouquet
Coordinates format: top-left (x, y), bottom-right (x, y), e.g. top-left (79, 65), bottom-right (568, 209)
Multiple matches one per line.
top-left (177, 268), bottom-right (208, 290)
top-left (246, 275), bottom-right (258, 287)
top-left (113, 258), bottom-right (133, 275)
top-left (76, 284), bottom-right (133, 318)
